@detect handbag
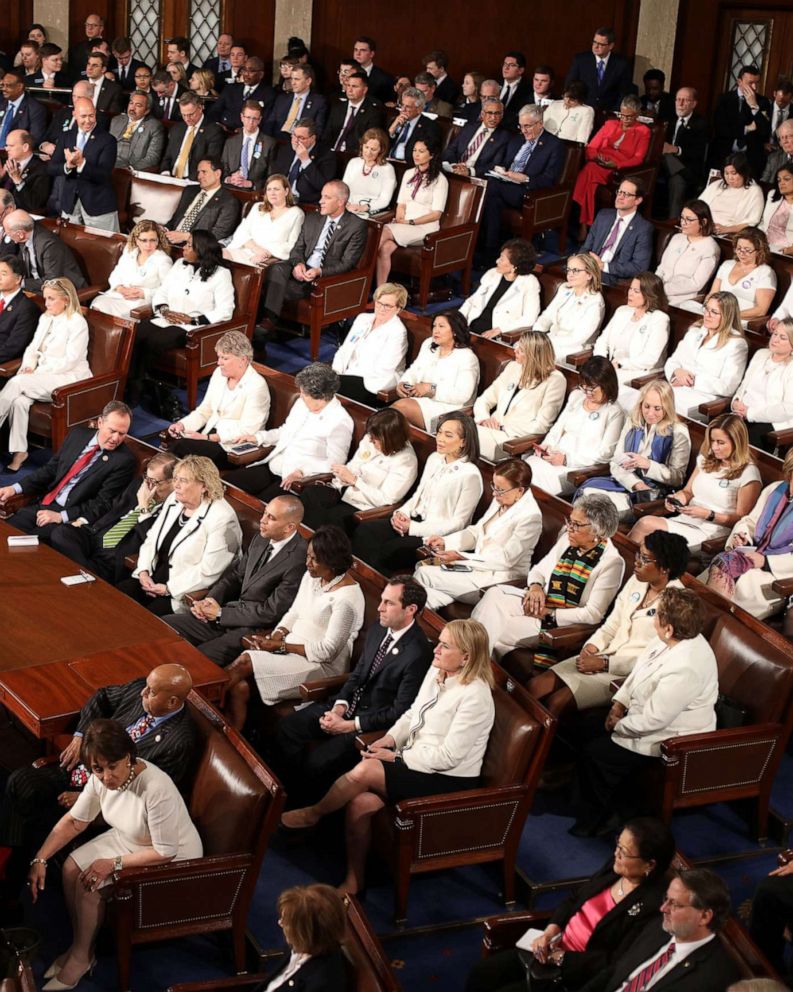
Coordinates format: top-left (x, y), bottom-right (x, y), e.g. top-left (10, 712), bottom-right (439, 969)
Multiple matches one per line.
top-left (0, 928), bottom-right (40, 992)
top-left (517, 950), bottom-right (564, 991)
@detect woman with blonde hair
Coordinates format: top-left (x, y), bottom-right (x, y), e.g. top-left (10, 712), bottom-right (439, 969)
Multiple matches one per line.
top-left (282, 619), bottom-right (496, 897)
top-left (166, 61), bottom-right (187, 86)
top-left (579, 380), bottom-right (691, 521)
top-left (473, 330), bottom-right (566, 460)
top-left (224, 173), bottom-right (304, 266)
top-left (0, 278), bottom-right (89, 472)
top-left (533, 253), bottom-right (606, 360)
top-left (628, 413), bottom-right (761, 554)
top-left (663, 291), bottom-right (748, 417)
top-left (730, 318), bottom-right (793, 450)
top-left (342, 127), bottom-right (397, 214)
top-left (188, 68), bottom-right (217, 99)
top-left (91, 221), bottom-right (173, 318)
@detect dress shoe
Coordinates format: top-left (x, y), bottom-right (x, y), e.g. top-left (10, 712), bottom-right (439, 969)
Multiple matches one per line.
top-left (5, 452), bottom-right (28, 472)
top-left (42, 958), bottom-right (95, 991)
top-left (43, 955), bottom-right (68, 980)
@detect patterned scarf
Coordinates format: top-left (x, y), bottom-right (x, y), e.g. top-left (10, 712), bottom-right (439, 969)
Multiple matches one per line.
top-left (577, 426), bottom-right (674, 501)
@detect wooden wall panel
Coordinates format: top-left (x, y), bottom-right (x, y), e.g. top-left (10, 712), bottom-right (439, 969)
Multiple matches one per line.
top-left (0, 0), bottom-right (34, 57)
top-left (224, 0), bottom-right (275, 80)
top-left (69, 0), bottom-right (121, 51)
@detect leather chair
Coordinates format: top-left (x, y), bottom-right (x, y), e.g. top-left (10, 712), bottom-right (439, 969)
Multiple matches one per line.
top-left (370, 663), bottom-right (556, 923)
top-left (107, 691), bottom-right (285, 992)
top-left (165, 894), bottom-right (402, 992)
top-left (37, 220), bottom-right (127, 305)
top-left (388, 175), bottom-right (486, 313)
top-left (112, 169), bottom-right (134, 232)
top-left (128, 173), bottom-right (188, 227)
top-left (595, 121), bottom-right (667, 218)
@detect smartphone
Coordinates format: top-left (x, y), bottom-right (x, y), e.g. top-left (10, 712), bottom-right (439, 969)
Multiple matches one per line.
top-left (354, 735), bottom-right (370, 752)
top-left (231, 442), bottom-right (259, 454)
top-left (441, 563), bottom-right (473, 573)
top-left (666, 497), bottom-right (683, 509)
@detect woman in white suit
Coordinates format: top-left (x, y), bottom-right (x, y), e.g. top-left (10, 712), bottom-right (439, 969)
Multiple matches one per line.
top-left (730, 319), bottom-right (793, 450)
top-left (90, 221), bottom-right (173, 318)
top-left (654, 199), bottom-right (720, 306)
top-left (118, 455), bottom-right (241, 616)
top-left (542, 82), bottom-right (595, 144)
top-left (460, 239), bottom-right (541, 340)
top-left (0, 278), bottom-right (90, 472)
top-left (415, 458), bottom-right (541, 609)
top-left (663, 291), bottom-right (748, 418)
top-left (474, 330), bottom-right (566, 461)
top-left (165, 330), bottom-right (270, 467)
top-left (472, 494), bottom-right (624, 660)
top-left (533, 254), bottom-right (605, 361)
top-left (571, 587), bottom-right (718, 836)
top-left (223, 363), bottom-right (354, 503)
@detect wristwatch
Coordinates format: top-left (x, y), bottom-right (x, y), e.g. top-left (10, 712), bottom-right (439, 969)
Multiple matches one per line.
top-left (113, 855), bottom-right (123, 873)
top-left (707, 510), bottom-right (716, 522)
top-left (409, 219), bottom-right (415, 226)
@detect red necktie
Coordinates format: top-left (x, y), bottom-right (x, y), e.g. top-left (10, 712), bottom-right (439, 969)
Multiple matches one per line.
top-left (0, 298), bottom-right (5, 314)
top-left (464, 126), bottom-right (489, 161)
top-left (621, 942), bottom-right (675, 992)
top-left (42, 445), bottom-right (100, 506)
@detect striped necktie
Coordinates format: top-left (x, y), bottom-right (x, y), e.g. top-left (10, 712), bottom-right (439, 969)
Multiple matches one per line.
top-left (315, 220), bottom-right (337, 266)
top-left (621, 942), bottom-right (675, 992)
top-left (102, 505), bottom-right (146, 548)
top-left (347, 634), bottom-right (393, 716)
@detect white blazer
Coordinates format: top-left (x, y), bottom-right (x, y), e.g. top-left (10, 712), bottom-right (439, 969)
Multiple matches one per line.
top-left (772, 281), bottom-right (793, 322)
top-left (527, 534), bottom-right (625, 629)
top-left (180, 364), bottom-right (271, 442)
top-left (151, 260), bottom-right (235, 329)
top-left (445, 489), bottom-right (543, 582)
top-left (543, 390), bottom-right (626, 469)
top-left (107, 248), bottom-right (173, 302)
top-left (254, 396), bottom-right (354, 478)
top-left (331, 312), bottom-right (408, 393)
top-left (401, 339), bottom-right (480, 407)
top-left (533, 285), bottom-right (606, 359)
top-left (655, 234), bottom-right (720, 307)
top-left (664, 327), bottom-right (748, 399)
top-left (400, 452), bottom-right (483, 538)
top-left (613, 634), bottom-right (718, 756)
top-left (21, 311), bottom-right (91, 379)
top-left (134, 494), bottom-right (242, 612)
top-left (388, 667), bottom-right (495, 777)
top-left (761, 191), bottom-right (793, 248)
top-left (336, 433), bottom-right (418, 511)
top-left (593, 306), bottom-right (670, 376)
top-left (473, 364), bottom-right (567, 440)
top-left (733, 349), bottom-right (793, 430)
top-left (543, 99), bottom-right (595, 144)
top-left (459, 269), bottom-right (541, 333)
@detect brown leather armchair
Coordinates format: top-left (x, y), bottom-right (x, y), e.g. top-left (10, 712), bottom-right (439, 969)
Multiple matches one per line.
top-left (107, 691), bottom-right (285, 991)
top-left (371, 664), bottom-right (557, 923)
top-left (38, 220), bottom-right (127, 305)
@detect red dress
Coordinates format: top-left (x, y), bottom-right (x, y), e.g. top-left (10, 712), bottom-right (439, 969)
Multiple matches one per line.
top-left (573, 120), bottom-right (651, 225)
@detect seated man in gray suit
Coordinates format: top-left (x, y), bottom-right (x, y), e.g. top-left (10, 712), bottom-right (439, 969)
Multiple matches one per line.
top-left (165, 156), bottom-right (241, 245)
top-left (762, 117), bottom-right (793, 182)
top-left (110, 89), bottom-right (165, 172)
top-left (164, 494), bottom-right (307, 665)
top-left (221, 99), bottom-right (275, 191)
top-left (261, 179), bottom-right (367, 324)
top-left (2, 209), bottom-right (86, 293)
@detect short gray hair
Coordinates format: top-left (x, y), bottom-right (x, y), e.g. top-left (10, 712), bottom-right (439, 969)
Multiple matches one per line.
top-left (295, 362), bottom-right (339, 400)
top-left (216, 330), bottom-right (252, 360)
top-left (0, 190), bottom-right (15, 212)
top-left (620, 94), bottom-right (642, 113)
top-left (778, 118), bottom-right (793, 136)
top-left (179, 91), bottom-right (203, 109)
top-left (518, 104), bottom-right (543, 123)
top-left (402, 86), bottom-right (426, 110)
top-left (572, 494), bottom-right (619, 540)
top-left (481, 98), bottom-right (504, 111)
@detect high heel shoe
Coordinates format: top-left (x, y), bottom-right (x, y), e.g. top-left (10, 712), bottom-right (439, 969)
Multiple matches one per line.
top-left (43, 955), bottom-right (67, 980)
top-left (42, 957), bottom-right (95, 990)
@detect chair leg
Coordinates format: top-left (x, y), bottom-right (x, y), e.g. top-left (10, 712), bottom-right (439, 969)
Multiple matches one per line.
top-left (558, 223), bottom-right (568, 254)
top-left (232, 914), bottom-right (247, 973)
top-left (115, 932), bottom-right (133, 992)
top-left (310, 313), bottom-right (321, 361)
top-left (754, 792), bottom-right (771, 843)
top-left (393, 866), bottom-right (412, 925)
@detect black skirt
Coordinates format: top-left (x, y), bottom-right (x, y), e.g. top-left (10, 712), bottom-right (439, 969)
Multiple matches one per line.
top-left (382, 760), bottom-right (480, 803)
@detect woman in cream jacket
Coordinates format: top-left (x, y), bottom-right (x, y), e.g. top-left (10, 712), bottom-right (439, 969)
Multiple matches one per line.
top-left (474, 330), bottom-right (566, 461)
top-left (459, 239), bottom-right (541, 339)
top-left (533, 254), bottom-right (605, 361)
top-left (730, 319), bottom-right (793, 449)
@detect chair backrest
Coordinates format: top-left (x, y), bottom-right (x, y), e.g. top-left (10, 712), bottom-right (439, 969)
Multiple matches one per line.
top-left (481, 669), bottom-right (548, 787)
top-left (343, 895), bottom-right (402, 992)
top-left (440, 176), bottom-right (485, 229)
top-left (85, 311), bottom-right (133, 375)
top-left (129, 174), bottom-right (186, 225)
top-left (55, 223), bottom-right (127, 287)
top-left (254, 363), bottom-right (302, 429)
top-left (224, 487), bottom-right (267, 549)
top-left (559, 141), bottom-right (585, 185)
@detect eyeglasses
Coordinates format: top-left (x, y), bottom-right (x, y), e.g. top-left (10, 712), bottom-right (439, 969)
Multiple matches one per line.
top-left (615, 842), bottom-right (644, 859)
top-left (679, 215), bottom-right (698, 223)
top-left (580, 384), bottom-right (599, 395)
top-left (616, 113), bottom-right (637, 121)
top-left (704, 307), bottom-right (721, 317)
top-left (565, 266), bottom-right (586, 274)
top-left (502, 61), bottom-right (520, 68)
top-left (734, 245), bottom-right (756, 254)
top-left (616, 189), bottom-right (637, 198)
top-left (374, 300), bottom-right (398, 310)
top-left (634, 551), bottom-right (657, 565)
top-left (145, 474), bottom-right (168, 487)
top-left (491, 484), bottom-right (520, 496)
top-left (662, 898), bottom-right (693, 911)
top-left (566, 519), bottom-right (591, 531)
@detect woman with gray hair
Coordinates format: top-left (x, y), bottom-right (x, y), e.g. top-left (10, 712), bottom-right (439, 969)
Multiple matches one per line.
top-left (223, 362), bottom-right (354, 501)
top-left (472, 494), bottom-right (624, 661)
top-left (166, 330), bottom-right (270, 467)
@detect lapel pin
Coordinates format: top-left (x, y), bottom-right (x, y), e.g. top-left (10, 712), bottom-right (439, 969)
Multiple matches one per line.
top-left (102, 455), bottom-right (108, 461)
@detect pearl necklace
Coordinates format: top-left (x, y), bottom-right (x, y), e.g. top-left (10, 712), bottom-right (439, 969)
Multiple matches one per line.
top-left (116, 764), bottom-right (137, 793)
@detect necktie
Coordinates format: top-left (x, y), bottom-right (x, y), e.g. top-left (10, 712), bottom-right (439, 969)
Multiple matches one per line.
top-left (240, 136), bottom-right (251, 179)
top-left (220, 60), bottom-right (229, 74)
top-left (253, 544), bottom-right (273, 575)
top-left (404, 679), bottom-right (441, 750)
top-left (177, 190), bottom-right (207, 232)
top-left (334, 105), bottom-right (357, 151)
top-left (463, 126), bottom-right (489, 161)
top-left (243, 87), bottom-right (252, 99)
top-left (500, 83), bottom-right (511, 104)
top-left (42, 445), bottom-right (100, 506)
top-left (672, 117), bottom-right (683, 146)
top-left (161, 96), bottom-right (171, 121)
top-left (282, 95), bottom-right (302, 133)
top-left (393, 121), bottom-right (410, 156)
top-left (315, 220), bottom-right (337, 266)
top-left (76, 130), bottom-right (88, 152)
top-left (347, 633), bottom-right (393, 716)
top-left (0, 298), bottom-right (5, 315)
top-left (621, 942), bottom-right (675, 992)
top-left (0, 105), bottom-right (15, 148)
top-left (288, 155), bottom-right (302, 187)
top-left (102, 506), bottom-right (145, 548)
top-left (510, 139), bottom-right (535, 172)
top-left (597, 59), bottom-right (606, 85)
top-left (127, 713), bottom-right (156, 741)
top-left (122, 117), bottom-right (137, 140)
top-left (24, 243), bottom-right (37, 279)
top-left (174, 125), bottom-right (195, 179)
top-left (601, 217), bottom-right (623, 254)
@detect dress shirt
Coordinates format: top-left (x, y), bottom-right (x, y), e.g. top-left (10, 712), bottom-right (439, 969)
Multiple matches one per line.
top-left (335, 620), bottom-right (416, 727)
top-left (74, 705), bottom-right (183, 740)
top-left (306, 213), bottom-right (340, 269)
top-left (461, 125), bottom-right (493, 169)
top-left (178, 184), bottom-right (220, 222)
top-left (621, 935), bottom-right (715, 990)
top-left (391, 116), bottom-right (419, 160)
top-left (263, 951), bottom-right (311, 992)
top-left (671, 113), bottom-right (691, 148)
top-left (172, 116), bottom-right (205, 170)
top-left (772, 103), bottom-right (790, 134)
top-left (600, 210), bottom-right (636, 269)
top-left (14, 432), bottom-right (103, 521)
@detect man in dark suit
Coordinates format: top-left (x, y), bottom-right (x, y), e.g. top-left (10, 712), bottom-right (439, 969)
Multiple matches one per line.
top-left (499, 52), bottom-right (533, 130)
top-left (84, 53), bottom-right (124, 115)
top-left (478, 105), bottom-right (565, 259)
top-left (203, 33), bottom-right (235, 92)
top-left (0, 256), bottom-right (38, 364)
top-left (660, 87), bottom-right (709, 219)
top-left (711, 64), bottom-right (772, 177)
top-left (110, 91), bottom-right (166, 172)
top-left (762, 118), bottom-right (793, 182)
top-left (38, 81), bottom-right (104, 160)
top-left (0, 70), bottom-right (47, 148)
top-left (442, 99), bottom-right (511, 177)
top-left (50, 451), bottom-right (177, 583)
top-left (160, 93), bottom-right (224, 180)
top-left (457, 79), bottom-right (500, 126)
top-left (640, 68), bottom-right (675, 124)
top-left (565, 27), bottom-right (634, 112)
top-left (151, 71), bottom-right (185, 123)
top-left (24, 43), bottom-right (70, 99)
top-left (1, 129), bottom-right (51, 214)
top-left (423, 50), bottom-right (461, 107)
top-left (264, 64), bottom-right (328, 138)
top-left (414, 72), bottom-right (454, 119)
top-left (269, 119), bottom-right (337, 205)
top-left (322, 70), bottom-right (385, 154)
top-left (0, 401), bottom-right (136, 537)
top-left (66, 12), bottom-right (105, 79)
top-left (166, 36), bottom-right (199, 84)
top-left (165, 494), bottom-right (307, 665)
top-left (581, 176), bottom-right (653, 286)
top-left (579, 869), bottom-right (739, 992)
top-left (165, 157), bottom-right (241, 244)
top-left (387, 87), bottom-right (441, 163)
top-left (262, 180), bottom-right (367, 321)
top-left (222, 100), bottom-right (275, 190)
top-left (208, 57), bottom-right (275, 130)
top-left (353, 36), bottom-right (394, 105)
top-left (274, 576), bottom-right (433, 804)
top-left (110, 37), bottom-right (146, 92)
top-left (2, 210), bottom-right (86, 293)
top-left (49, 96), bottom-right (119, 230)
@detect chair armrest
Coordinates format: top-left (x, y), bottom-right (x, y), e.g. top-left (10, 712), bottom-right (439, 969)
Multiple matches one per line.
top-left (482, 912), bottom-right (552, 955)
top-left (395, 783), bottom-right (528, 821)
top-left (609, 678), bottom-right (626, 694)
top-left (75, 285), bottom-right (102, 305)
top-left (630, 372), bottom-right (662, 389)
top-left (745, 316), bottom-right (769, 334)
top-left (32, 754), bottom-right (62, 769)
top-left (352, 502), bottom-right (399, 523)
top-left (123, 553), bottom-right (138, 571)
top-left (129, 304), bottom-right (154, 319)
top-left (538, 623), bottom-right (598, 652)
top-left (114, 852), bottom-right (253, 890)
top-left (700, 536), bottom-right (727, 556)
top-left (566, 463), bottom-right (610, 488)
top-left (0, 358), bottom-right (23, 377)
top-left (226, 445), bottom-right (270, 467)
top-left (298, 674), bottom-right (348, 701)
top-left (501, 434), bottom-right (544, 456)
top-left (631, 499), bottom-right (670, 518)
top-left (771, 577), bottom-right (793, 597)
top-left (289, 473), bottom-right (333, 494)
top-left (697, 398), bottom-right (730, 418)
top-left (660, 722), bottom-right (784, 763)
top-left (0, 492), bottom-right (34, 518)
top-left (499, 328), bottom-right (522, 344)
top-left (377, 388), bottom-right (399, 404)
top-left (183, 589), bottom-right (209, 608)
top-left (764, 429), bottom-right (793, 451)
top-left (779, 849), bottom-right (793, 866)
top-left (565, 348), bottom-right (594, 368)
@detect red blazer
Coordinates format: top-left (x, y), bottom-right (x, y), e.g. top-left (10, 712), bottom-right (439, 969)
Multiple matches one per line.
top-left (585, 119), bottom-right (650, 169)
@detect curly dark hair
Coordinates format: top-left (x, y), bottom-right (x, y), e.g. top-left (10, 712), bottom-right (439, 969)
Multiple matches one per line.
top-left (190, 230), bottom-right (227, 282)
top-left (81, 719), bottom-right (137, 768)
top-left (412, 136), bottom-right (443, 184)
top-left (309, 525), bottom-right (353, 577)
top-left (644, 531), bottom-right (689, 580)
top-left (501, 238), bottom-right (537, 275)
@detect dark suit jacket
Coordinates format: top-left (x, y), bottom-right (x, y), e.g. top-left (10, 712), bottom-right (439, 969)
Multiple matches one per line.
top-left (18, 426), bottom-right (136, 522)
top-left (67, 39), bottom-right (104, 79)
top-left (665, 113), bottom-right (708, 186)
top-left (75, 678), bottom-right (197, 790)
top-left (208, 531), bottom-right (307, 629)
top-left (289, 209), bottom-right (368, 276)
top-left (322, 95), bottom-right (386, 152)
top-left (335, 622), bottom-right (432, 732)
top-left (49, 125), bottom-right (118, 216)
top-left (0, 94), bottom-right (47, 147)
top-left (113, 58), bottom-right (147, 92)
top-left (0, 290), bottom-right (39, 364)
top-left (457, 100), bottom-right (482, 125)
top-left (264, 90), bottom-right (329, 138)
top-left (712, 89), bottom-right (772, 176)
top-left (92, 77), bottom-right (125, 115)
top-left (263, 949), bottom-right (346, 992)
top-left (582, 208), bottom-right (654, 284)
top-left (1, 156), bottom-right (52, 214)
top-left (641, 91), bottom-right (675, 125)
top-left (388, 114), bottom-right (442, 164)
top-left (221, 130), bottom-right (275, 189)
top-left (500, 79), bottom-right (533, 129)
top-left (269, 141), bottom-right (338, 204)
top-left (24, 71), bottom-right (72, 103)
top-left (22, 224), bottom-right (87, 293)
top-left (435, 75), bottom-right (462, 107)
top-left (364, 64), bottom-right (395, 105)
top-left (442, 122), bottom-right (513, 177)
top-left (203, 56), bottom-right (233, 91)
top-left (565, 51), bottom-right (634, 112)
top-left (151, 86), bottom-right (187, 123)
top-left (166, 185), bottom-right (241, 240)
top-left (503, 129), bottom-right (565, 188)
top-left (581, 920), bottom-right (740, 992)
top-left (160, 118), bottom-right (225, 180)
top-left (208, 81), bottom-right (276, 130)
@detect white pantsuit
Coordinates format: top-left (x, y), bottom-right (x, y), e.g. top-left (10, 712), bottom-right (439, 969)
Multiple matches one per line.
top-left (733, 350), bottom-right (793, 430)
top-left (533, 286), bottom-right (605, 361)
top-left (664, 327), bottom-right (748, 418)
top-left (336, 435), bottom-right (418, 511)
top-left (252, 396), bottom-right (354, 478)
top-left (180, 364), bottom-right (271, 442)
top-left (542, 100), bottom-right (595, 144)
top-left (593, 305), bottom-right (670, 409)
top-left (225, 205), bottom-right (304, 263)
top-left (90, 248), bottom-right (174, 318)
top-left (459, 269), bottom-right (541, 333)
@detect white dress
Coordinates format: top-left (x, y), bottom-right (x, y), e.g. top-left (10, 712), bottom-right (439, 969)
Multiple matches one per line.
top-left (474, 364), bottom-right (567, 461)
top-left (69, 760), bottom-right (203, 885)
top-left (332, 311), bottom-right (408, 393)
top-left (733, 350), bottom-right (793, 430)
top-left (665, 453), bottom-right (762, 550)
top-left (664, 327), bottom-right (748, 418)
top-left (248, 574), bottom-right (365, 705)
top-left (593, 306), bottom-right (670, 410)
top-left (225, 205), bottom-right (304, 264)
top-left (655, 234), bottom-right (720, 306)
top-left (698, 180), bottom-right (765, 228)
top-left (399, 339), bottom-right (480, 430)
top-left (542, 100), bottom-right (595, 144)
top-left (525, 391), bottom-right (625, 496)
top-left (342, 157), bottom-right (398, 213)
top-left (388, 168), bottom-right (449, 246)
top-left (91, 248), bottom-right (174, 317)
top-left (683, 260), bottom-right (776, 323)
top-left (533, 285), bottom-right (606, 360)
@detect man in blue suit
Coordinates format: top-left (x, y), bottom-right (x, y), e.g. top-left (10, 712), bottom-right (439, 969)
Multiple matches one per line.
top-left (478, 104), bottom-right (564, 261)
top-left (263, 64), bottom-right (328, 138)
top-left (580, 176), bottom-right (653, 286)
top-left (565, 27), bottom-right (634, 112)
top-left (49, 97), bottom-right (119, 231)
top-left (0, 70), bottom-right (47, 149)
top-left (442, 99), bottom-right (512, 178)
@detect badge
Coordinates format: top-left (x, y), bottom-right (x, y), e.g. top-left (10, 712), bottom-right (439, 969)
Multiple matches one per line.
top-left (155, 734), bottom-right (162, 742)
top-left (360, 449), bottom-right (371, 460)
top-left (628, 903), bottom-right (642, 916)
top-left (391, 648), bottom-right (398, 655)
top-left (102, 455), bottom-right (108, 461)
top-left (631, 591), bottom-right (641, 602)
top-left (647, 608), bottom-right (656, 616)
top-left (589, 411), bottom-right (600, 421)
top-left (741, 279), bottom-right (752, 290)
top-left (719, 479), bottom-right (729, 488)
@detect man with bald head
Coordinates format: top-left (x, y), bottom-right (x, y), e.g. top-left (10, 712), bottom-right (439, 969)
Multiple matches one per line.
top-left (0, 130), bottom-right (50, 214)
top-left (3, 209), bottom-right (86, 292)
top-left (763, 117), bottom-right (793, 182)
top-left (661, 86), bottom-right (708, 219)
top-left (165, 495), bottom-right (308, 665)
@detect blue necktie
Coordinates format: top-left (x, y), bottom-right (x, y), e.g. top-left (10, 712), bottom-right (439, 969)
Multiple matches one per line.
top-left (510, 139), bottom-right (535, 173)
top-left (393, 122), bottom-right (410, 158)
top-left (0, 103), bottom-right (16, 148)
top-left (241, 137), bottom-right (250, 179)
top-left (77, 130), bottom-right (88, 152)
top-left (597, 59), bottom-right (606, 85)
top-left (288, 155), bottom-right (301, 188)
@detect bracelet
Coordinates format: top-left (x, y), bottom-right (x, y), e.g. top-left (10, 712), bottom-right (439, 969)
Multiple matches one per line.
top-left (30, 858), bottom-right (47, 867)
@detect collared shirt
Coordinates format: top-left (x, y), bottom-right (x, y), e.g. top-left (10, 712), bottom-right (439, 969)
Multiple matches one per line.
top-left (263, 951), bottom-right (311, 992)
top-left (1, 288), bottom-right (22, 307)
top-left (601, 209), bottom-right (636, 270)
top-left (181, 183), bottom-right (220, 216)
top-left (306, 213), bottom-right (341, 269)
top-left (335, 620), bottom-right (416, 726)
top-left (175, 115), bottom-right (205, 164)
top-left (75, 704), bottom-right (185, 740)
top-left (267, 529), bottom-right (297, 561)
top-left (392, 115), bottom-right (419, 160)
top-left (463, 125), bottom-right (493, 167)
top-left (671, 113), bottom-right (691, 147)
top-left (13, 432), bottom-right (105, 520)
top-left (623, 935), bottom-right (714, 990)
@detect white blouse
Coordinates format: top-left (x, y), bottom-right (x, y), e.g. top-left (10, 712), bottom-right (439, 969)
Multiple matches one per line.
top-left (761, 191), bottom-right (793, 251)
top-left (593, 306), bottom-right (670, 379)
top-left (542, 100), bottom-right (595, 144)
top-left (688, 453), bottom-right (762, 517)
top-left (533, 285), bottom-right (606, 359)
top-left (733, 349), bottom-right (793, 429)
top-left (332, 311), bottom-right (408, 393)
top-left (655, 234), bottom-right (720, 306)
top-left (335, 433), bottom-right (418, 511)
top-left (342, 157), bottom-right (398, 213)
top-left (151, 260), bottom-right (235, 329)
top-left (399, 452), bottom-right (483, 538)
top-left (226, 205), bottom-right (304, 261)
top-left (91, 248), bottom-right (174, 316)
top-left (709, 259), bottom-right (776, 317)
top-left (698, 180), bottom-right (765, 228)
top-left (254, 396), bottom-right (354, 479)
top-left (541, 390), bottom-right (625, 468)
top-left (397, 168), bottom-right (449, 222)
